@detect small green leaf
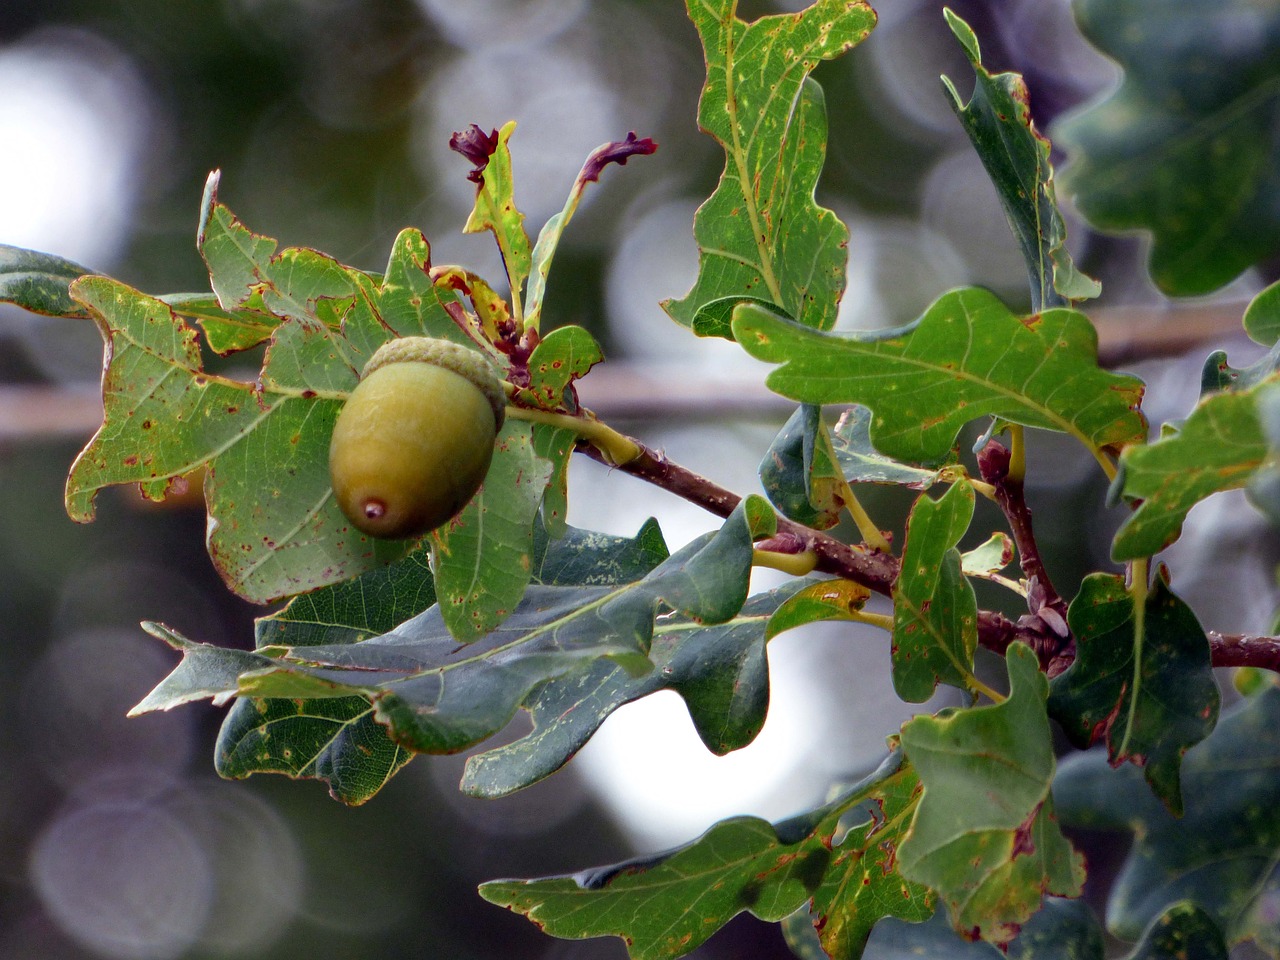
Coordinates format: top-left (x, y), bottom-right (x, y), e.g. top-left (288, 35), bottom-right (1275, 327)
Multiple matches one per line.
top-left (0, 243), bottom-right (92, 317)
top-left (898, 644), bottom-right (1086, 947)
top-left (128, 622), bottom-right (282, 715)
top-left (765, 578), bottom-right (871, 643)
top-left (1048, 569), bottom-right (1219, 814)
top-left (941, 11), bottom-right (1099, 308)
top-left (1056, 0), bottom-right (1280, 295)
top-left (524, 325), bottom-right (603, 409)
top-left (1055, 687), bottom-right (1280, 953)
top-left (731, 289), bottom-right (1146, 465)
top-left (456, 120), bottom-right (533, 317)
top-left (1112, 386), bottom-right (1269, 560)
top-left (1244, 278), bottom-right (1280, 347)
top-left (759, 404), bottom-right (843, 529)
top-left (664, 0), bottom-right (875, 338)
top-left (960, 533), bottom-right (1014, 578)
top-left (830, 406), bottom-right (950, 489)
top-left (479, 752), bottom-right (926, 960)
top-left (892, 482), bottom-right (979, 702)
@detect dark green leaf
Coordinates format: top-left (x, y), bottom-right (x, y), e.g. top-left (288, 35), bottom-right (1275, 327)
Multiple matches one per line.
top-left (941, 12), bottom-right (1099, 309)
top-left (1202, 282), bottom-right (1280, 392)
top-left (1124, 903), bottom-right (1227, 960)
top-left (463, 581), bottom-right (802, 799)
top-left (479, 752), bottom-right (926, 960)
top-left (1048, 569), bottom-right (1219, 814)
top-left (0, 243), bottom-right (92, 317)
top-left (864, 898), bottom-right (1105, 959)
top-left (891, 482), bottom-right (979, 702)
top-left (1055, 687), bottom-right (1280, 954)
top-left (898, 644), bottom-right (1085, 947)
top-left (136, 505), bottom-right (756, 767)
top-left (216, 696), bottom-right (412, 806)
top-left (731, 290), bottom-right (1146, 465)
top-left (1057, 0), bottom-right (1280, 295)
top-left (664, 0), bottom-right (875, 338)
top-left (759, 404), bottom-right (843, 529)
top-left (1112, 386), bottom-right (1268, 560)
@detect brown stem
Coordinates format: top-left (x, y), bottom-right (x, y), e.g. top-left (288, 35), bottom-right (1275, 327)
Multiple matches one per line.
top-left (1207, 632), bottom-right (1280, 673)
top-left (577, 437), bottom-right (1280, 675)
top-left (977, 439), bottom-right (1073, 670)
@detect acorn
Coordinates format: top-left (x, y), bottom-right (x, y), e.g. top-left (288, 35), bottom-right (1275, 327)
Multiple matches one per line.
top-left (329, 337), bottom-right (506, 539)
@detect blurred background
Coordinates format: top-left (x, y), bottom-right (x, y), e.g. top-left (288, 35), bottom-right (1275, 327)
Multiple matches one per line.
top-left (0, 0), bottom-right (1274, 957)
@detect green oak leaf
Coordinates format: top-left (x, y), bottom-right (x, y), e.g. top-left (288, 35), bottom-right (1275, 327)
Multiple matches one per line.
top-left (429, 420), bottom-right (554, 642)
top-left (731, 289), bottom-right (1146, 465)
top-left (759, 404), bottom-right (844, 529)
top-left (216, 696), bottom-right (412, 806)
top-left (1247, 381), bottom-right (1280, 528)
top-left (941, 12), bottom-right (1099, 309)
top-left (66, 188), bottom-right (552, 608)
top-left (456, 120), bottom-right (532, 315)
top-left (1048, 569), bottom-right (1219, 815)
top-left (0, 243), bottom-right (92, 317)
top-left (1202, 282), bottom-right (1280, 393)
top-left (863, 898), bottom-right (1105, 959)
top-left (898, 643), bottom-right (1085, 947)
top-left (830, 406), bottom-right (950, 489)
top-left (463, 580), bottom-right (805, 799)
top-left (218, 522), bottom-right (668, 804)
top-left (1056, 0), bottom-right (1280, 296)
top-left (479, 751), bottom-right (927, 960)
top-left (960, 533), bottom-right (1014, 579)
top-left (892, 481), bottom-right (979, 702)
top-left (1054, 687), bottom-right (1280, 955)
top-left (1125, 903), bottom-right (1228, 960)
top-left (1111, 385), bottom-right (1270, 560)
top-left (523, 324), bottom-right (603, 410)
top-left (663, 0), bottom-right (875, 338)
top-left (135, 504), bottom-right (757, 766)
top-left (764, 578), bottom-right (871, 643)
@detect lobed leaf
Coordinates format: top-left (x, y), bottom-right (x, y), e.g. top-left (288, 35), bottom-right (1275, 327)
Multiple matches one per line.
top-left (480, 751), bottom-right (928, 960)
top-left (136, 504), bottom-right (758, 770)
top-left (941, 12), bottom-right (1099, 309)
top-left (759, 404), bottom-right (844, 529)
top-left (898, 644), bottom-right (1085, 947)
top-left (830, 406), bottom-right (949, 489)
top-left (1048, 569), bottom-right (1219, 814)
top-left (217, 522), bottom-right (668, 803)
top-left (1124, 903), bottom-right (1228, 960)
top-left (0, 243), bottom-right (92, 317)
top-left (1055, 687), bottom-right (1280, 955)
top-left (664, 0), bottom-right (875, 338)
top-left (731, 289), bottom-right (1146, 465)
top-left (1056, 0), bottom-right (1280, 296)
top-left (891, 482), bottom-right (979, 702)
top-left (863, 898), bottom-right (1105, 959)
top-left (452, 121), bottom-right (532, 315)
top-left (1111, 385), bottom-right (1270, 560)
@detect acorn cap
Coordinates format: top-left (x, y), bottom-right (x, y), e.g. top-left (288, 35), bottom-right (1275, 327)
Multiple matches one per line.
top-left (362, 337), bottom-right (506, 429)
